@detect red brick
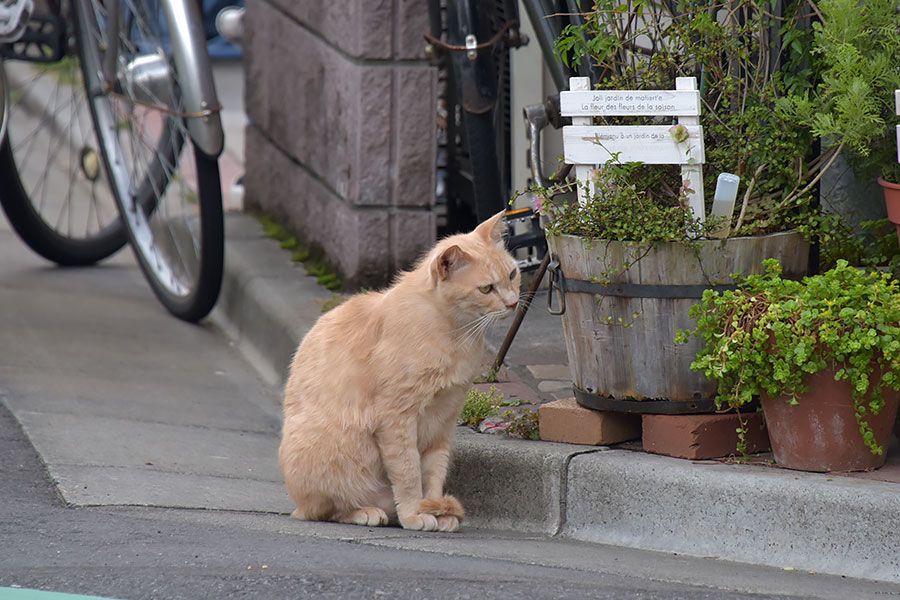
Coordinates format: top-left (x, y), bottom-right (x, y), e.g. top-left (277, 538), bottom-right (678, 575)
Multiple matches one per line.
top-left (642, 412), bottom-right (769, 460)
top-left (539, 398), bottom-right (641, 445)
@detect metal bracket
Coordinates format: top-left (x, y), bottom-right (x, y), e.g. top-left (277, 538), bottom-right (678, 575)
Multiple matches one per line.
top-left (524, 94), bottom-right (566, 190)
top-left (524, 103), bottom-right (550, 189)
top-left (548, 258), bottom-right (738, 316)
top-left (465, 34), bottom-right (477, 60)
top-left (423, 19), bottom-right (525, 58)
top-left (547, 257), bottom-right (566, 315)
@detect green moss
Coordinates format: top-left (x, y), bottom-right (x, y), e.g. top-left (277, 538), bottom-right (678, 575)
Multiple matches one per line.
top-left (255, 213), bottom-right (344, 292)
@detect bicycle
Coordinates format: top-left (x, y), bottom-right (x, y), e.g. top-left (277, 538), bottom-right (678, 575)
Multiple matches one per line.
top-left (0, 0), bottom-right (225, 322)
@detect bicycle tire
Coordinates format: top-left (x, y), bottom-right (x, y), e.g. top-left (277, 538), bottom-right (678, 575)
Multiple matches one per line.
top-left (74, 0), bottom-right (224, 322)
top-left (0, 45), bottom-right (127, 265)
top-left (432, 0), bottom-right (513, 235)
top-left (459, 108), bottom-right (506, 223)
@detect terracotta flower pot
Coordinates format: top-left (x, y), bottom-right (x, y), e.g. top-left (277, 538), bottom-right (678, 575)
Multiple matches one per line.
top-left (760, 364), bottom-right (900, 472)
top-left (877, 177), bottom-right (900, 244)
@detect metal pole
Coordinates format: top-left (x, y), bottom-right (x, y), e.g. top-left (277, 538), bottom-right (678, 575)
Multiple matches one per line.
top-left (492, 250), bottom-right (551, 372)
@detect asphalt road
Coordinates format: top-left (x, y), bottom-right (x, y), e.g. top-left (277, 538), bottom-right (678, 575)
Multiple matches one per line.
top-left (0, 401), bottom-right (846, 600)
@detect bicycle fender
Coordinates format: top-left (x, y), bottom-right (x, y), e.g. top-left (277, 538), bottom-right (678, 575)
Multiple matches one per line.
top-left (446, 0), bottom-right (498, 115)
top-left (160, 0), bottom-right (224, 158)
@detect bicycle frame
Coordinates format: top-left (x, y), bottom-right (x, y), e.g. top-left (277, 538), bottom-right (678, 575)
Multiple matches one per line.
top-left (158, 0), bottom-right (223, 158)
top-left (0, 61), bottom-right (7, 143)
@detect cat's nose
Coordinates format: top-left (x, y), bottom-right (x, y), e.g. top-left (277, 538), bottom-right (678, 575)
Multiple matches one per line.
top-left (505, 298), bottom-right (519, 311)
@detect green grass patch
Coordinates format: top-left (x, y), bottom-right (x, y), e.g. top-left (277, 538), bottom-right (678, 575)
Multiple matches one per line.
top-left (459, 385), bottom-right (504, 427)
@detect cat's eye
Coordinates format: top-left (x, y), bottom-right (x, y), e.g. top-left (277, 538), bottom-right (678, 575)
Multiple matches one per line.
top-left (478, 284), bottom-right (494, 294)
top-left (509, 268), bottom-right (517, 280)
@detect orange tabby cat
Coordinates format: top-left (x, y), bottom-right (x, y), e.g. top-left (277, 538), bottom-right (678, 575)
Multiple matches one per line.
top-left (279, 211), bottom-right (520, 532)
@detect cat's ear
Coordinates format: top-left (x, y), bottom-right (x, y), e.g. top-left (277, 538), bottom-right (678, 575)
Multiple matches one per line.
top-left (474, 211), bottom-right (507, 245)
top-left (432, 244), bottom-right (470, 281)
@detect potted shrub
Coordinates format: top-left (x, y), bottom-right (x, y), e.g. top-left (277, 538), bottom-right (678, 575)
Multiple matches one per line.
top-left (680, 259), bottom-right (900, 471)
top-left (553, 0), bottom-right (835, 237)
top-left (539, 0), bottom-right (822, 409)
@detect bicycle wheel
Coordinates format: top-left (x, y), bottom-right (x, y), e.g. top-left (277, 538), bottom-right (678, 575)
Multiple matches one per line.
top-left (74, 0), bottom-right (224, 322)
top-left (0, 17), bottom-right (127, 265)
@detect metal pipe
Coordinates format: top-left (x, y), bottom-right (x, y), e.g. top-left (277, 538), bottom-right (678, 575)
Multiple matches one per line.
top-left (492, 251), bottom-right (551, 372)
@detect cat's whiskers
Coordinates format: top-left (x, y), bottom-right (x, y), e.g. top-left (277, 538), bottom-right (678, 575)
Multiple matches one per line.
top-left (477, 310), bottom-right (509, 343)
top-left (516, 291), bottom-right (535, 311)
top-left (456, 314), bottom-right (491, 346)
top-left (455, 309), bottom-right (508, 346)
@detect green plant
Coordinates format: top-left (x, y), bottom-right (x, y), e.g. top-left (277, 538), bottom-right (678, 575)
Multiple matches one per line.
top-left (540, 157), bottom-right (716, 242)
top-left (777, 0), bottom-right (900, 183)
top-left (552, 0), bottom-right (827, 237)
top-left (679, 259), bottom-right (900, 455)
top-left (473, 368), bottom-right (500, 384)
top-left (459, 386), bottom-right (504, 427)
top-left (801, 214), bottom-right (900, 277)
top-left (502, 408), bottom-right (541, 441)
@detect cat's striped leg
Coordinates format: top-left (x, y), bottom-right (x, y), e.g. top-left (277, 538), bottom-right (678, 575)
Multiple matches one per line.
top-left (418, 496), bottom-right (465, 532)
top-left (376, 419), bottom-right (440, 532)
top-left (420, 440), bottom-right (465, 532)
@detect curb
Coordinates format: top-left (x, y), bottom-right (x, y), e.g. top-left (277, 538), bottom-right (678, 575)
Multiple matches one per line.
top-left (211, 215), bottom-right (334, 387)
top-left (562, 449), bottom-right (900, 584)
top-left (214, 213), bottom-right (900, 585)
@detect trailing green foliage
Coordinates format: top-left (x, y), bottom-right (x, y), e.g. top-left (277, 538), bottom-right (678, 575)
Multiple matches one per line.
top-left (679, 260), bottom-right (900, 456)
top-left (540, 158), bottom-right (716, 242)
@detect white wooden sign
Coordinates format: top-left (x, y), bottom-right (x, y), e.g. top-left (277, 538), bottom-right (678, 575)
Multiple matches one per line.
top-left (563, 125), bottom-right (705, 165)
top-left (560, 89), bottom-right (701, 117)
top-left (561, 76), bottom-right (706, 222)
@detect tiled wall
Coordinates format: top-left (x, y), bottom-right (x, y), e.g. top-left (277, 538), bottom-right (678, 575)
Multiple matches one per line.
top-left (243, 0), bottom-right (436, 288)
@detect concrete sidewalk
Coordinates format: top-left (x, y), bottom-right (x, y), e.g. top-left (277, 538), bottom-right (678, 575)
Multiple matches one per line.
top-left (208, 60), bottom-right (900, 586)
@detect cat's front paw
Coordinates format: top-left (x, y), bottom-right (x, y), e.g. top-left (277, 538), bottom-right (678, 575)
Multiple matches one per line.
top-left (398, 512), bottom-right (439, 531)
top-left (419, 495), bottom-right (465, 522)
top-left (435, 515), bottom-right (460, 532)
top-left (340, 507), bottom-right (389, 527)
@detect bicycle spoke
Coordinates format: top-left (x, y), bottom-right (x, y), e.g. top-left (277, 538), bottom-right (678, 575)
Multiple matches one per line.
top-left (1, 50), bottom-right (123, 256)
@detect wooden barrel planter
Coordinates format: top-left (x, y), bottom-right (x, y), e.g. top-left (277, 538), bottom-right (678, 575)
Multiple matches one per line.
top-left (547, 231), bottom-right (810, 414)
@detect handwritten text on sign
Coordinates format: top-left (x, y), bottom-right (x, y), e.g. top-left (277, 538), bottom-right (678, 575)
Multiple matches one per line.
top-left (563, 125), bottom-right (705, 165)
top-left (560, 89), bottom-right (700, 117)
